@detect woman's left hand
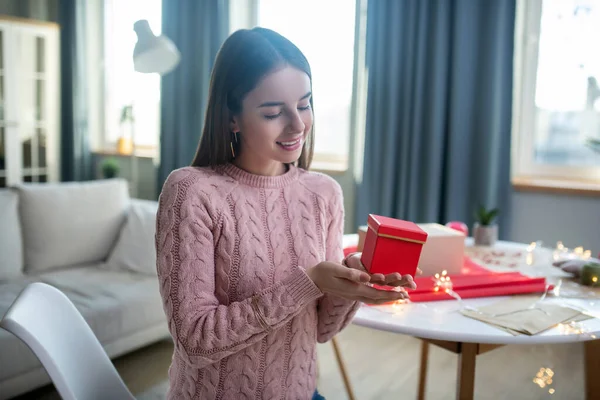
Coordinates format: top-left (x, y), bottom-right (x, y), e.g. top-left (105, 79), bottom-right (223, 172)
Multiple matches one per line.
top-left (343, 252), bottom-right (419, 290)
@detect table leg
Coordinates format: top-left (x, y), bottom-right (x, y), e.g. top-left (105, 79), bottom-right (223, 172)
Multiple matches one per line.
top-left (331, 336), bottom-right (357, 400)
top-left (585, 339), bottom-right (600, 400)
top-left (456, 343), bottom-right (477, 400)
top-left (418, 340), bottom-right (430, 400)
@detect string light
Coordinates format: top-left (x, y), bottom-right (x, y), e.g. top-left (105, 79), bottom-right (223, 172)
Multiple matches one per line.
top-left (557, 321), bottom-right (597, 339)
top-left (526, 242), bottom-right (537, 265)
top-left (533, 367), bottom-right (555, 393)
top-left (553, 241), bottom-right (592, 262)
top-left (392, 299), bottom-right (409, 310)
top-left (433, 270), bottom-right (453, 293)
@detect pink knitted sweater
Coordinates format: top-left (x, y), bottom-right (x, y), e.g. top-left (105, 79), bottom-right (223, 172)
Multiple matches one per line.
top-left (155, 163), bottom-right (359, 400)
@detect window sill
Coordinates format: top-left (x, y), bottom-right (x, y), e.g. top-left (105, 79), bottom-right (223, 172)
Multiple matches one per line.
top-left (93, 148), bottom-right (158, 160)
top-left (512, 176), bottom-right (600, 197)
top-left (310, 160), bottom-right (349, 175)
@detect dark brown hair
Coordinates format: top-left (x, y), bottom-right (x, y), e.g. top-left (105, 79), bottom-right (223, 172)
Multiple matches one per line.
top-left (191, 27), bottom-right (314, 169)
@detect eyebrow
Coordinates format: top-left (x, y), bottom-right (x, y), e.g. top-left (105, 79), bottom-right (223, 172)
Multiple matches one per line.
top-left (257, 92), bottom-right (312, 108)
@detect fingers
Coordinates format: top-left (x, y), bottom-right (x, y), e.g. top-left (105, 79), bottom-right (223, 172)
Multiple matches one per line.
top-left (369, 273), bottom-right (386, 285)
top-left (356, 289), bottom-right (410, 305)
top-left (339, 266), bottom-right (371, 283)
top-left (354, 283), bottom-right (408, 302)
top-left (345, 253), bottom-right (367, 272)
top-left (369, 273), bottom-right (417, 289)
top-left (386, 274), bottom-right (417, 290)
top-left (416, 268), bottom-right (423, 275)
top-left (384, 272), bottom-right (403, 285)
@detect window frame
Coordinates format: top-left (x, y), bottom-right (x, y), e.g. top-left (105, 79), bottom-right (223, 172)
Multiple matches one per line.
top-left (100, 0), bottom-right (162, 156)
top-left (511, 0), bottom-right (600, 184)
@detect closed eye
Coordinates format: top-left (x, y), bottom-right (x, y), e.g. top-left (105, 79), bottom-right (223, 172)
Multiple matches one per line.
top-left (264, 112), bottom-right (282, 120)
top-left (264, 102), bottom-right (311, 120)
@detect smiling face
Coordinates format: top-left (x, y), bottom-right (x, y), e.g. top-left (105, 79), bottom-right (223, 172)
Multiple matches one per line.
top-left (230, 66), bottom-right (313, 176)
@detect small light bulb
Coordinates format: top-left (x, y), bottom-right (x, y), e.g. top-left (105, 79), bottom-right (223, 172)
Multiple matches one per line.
top-left (593, 277), bottom-right (598, 283)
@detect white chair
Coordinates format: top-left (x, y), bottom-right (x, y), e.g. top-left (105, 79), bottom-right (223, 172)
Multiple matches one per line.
top-left (0, 282), bottom-right (135, 400)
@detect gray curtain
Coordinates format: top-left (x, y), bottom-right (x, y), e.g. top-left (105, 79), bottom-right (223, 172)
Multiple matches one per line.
top-left (158, 0), bottom-right (229, 192)
top-left (59, 0), bottom-right (92, 181)
top-left (356, 0), bottom-right (515, 237)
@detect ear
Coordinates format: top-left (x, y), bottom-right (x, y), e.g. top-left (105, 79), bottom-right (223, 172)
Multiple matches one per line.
top-left (229, 116), bottom-right (240, 133)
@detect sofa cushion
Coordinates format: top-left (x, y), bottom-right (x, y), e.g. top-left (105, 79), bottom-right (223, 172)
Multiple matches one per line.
top-left (106, 199), bottom-right (158, 276)
top-left (17, 179), bottom-right (130, 273)
top-left (0, 265), bottom-right (166, 382)
top-left (0, 189), bottom-right (23, 280)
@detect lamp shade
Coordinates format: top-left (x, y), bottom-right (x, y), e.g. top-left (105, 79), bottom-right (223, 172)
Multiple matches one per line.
top-left (133, 19), bottom-right (180, 75)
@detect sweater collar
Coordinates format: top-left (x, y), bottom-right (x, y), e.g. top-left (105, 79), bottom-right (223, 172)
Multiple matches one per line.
top-left (221, 163), bottom-right (299, 189)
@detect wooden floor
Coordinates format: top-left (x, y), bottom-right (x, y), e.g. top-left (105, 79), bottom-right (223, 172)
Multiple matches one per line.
top-left (14, 324), bottom-right (586, 399)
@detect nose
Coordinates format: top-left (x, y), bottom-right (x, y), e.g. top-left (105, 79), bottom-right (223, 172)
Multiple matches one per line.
top-left (288, 110), bottom-right (305, 133)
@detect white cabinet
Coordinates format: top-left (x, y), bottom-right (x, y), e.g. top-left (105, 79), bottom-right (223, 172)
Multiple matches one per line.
top-left (0, 17), bottom-right (60, 187)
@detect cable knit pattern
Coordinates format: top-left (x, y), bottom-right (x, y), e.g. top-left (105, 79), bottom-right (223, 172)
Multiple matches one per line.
top-left (156, 163), bottom-right (360, 400)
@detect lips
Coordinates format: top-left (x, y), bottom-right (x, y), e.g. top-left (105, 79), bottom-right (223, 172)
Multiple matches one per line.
top-left (277, 138), bottom-right (302, 146)
top-left (276, 136), bottom-right (304, 151)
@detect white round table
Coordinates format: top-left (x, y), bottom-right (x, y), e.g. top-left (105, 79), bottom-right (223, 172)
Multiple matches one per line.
top-left (343, 235), bottom-right (600, 400)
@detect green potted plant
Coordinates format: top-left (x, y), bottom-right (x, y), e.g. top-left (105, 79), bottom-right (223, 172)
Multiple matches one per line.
top-left (473, 205), bottom-right (499, 246)
top-left (101, 157), bottom-right (120, 179)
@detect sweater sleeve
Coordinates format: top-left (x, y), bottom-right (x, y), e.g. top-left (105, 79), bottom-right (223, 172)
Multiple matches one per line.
top-left (316, 181), bottom-right (360, 343)
top-left (155, 176), bottom-right (323, 369)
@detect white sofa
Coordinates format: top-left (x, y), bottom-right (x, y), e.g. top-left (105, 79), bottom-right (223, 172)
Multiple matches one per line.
top-left (0, 179), bottom-right (170, 399)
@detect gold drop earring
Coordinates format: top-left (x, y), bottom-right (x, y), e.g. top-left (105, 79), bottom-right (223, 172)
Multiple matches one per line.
top-left (230, 131), bottom-right (239, 158)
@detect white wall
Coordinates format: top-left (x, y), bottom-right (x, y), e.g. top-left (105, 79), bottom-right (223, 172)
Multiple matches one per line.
top-left (508, 190), bottom-right (600, 256)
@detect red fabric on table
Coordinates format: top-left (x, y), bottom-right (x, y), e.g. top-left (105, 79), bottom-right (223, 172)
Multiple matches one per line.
top-left (412, 272), bottom-right (545, 294)
top-left (407, 281), bottom-right (549, 302)
top-left (461, 256), bottom-right (493, 275)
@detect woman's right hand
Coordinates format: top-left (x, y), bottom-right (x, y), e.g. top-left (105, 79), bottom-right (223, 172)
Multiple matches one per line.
top-left (305, 262), bottom-right (410, 305)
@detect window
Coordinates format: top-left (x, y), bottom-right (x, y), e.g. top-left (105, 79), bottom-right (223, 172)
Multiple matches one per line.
top-left (255, 0), bottom-right (357, 169)
top-left (512, 0), bottom-right (600, 183)
top-left (103, 0), bottom-right (162, 153)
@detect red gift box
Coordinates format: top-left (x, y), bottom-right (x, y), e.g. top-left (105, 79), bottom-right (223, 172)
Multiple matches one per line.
top-left (360, 214), bottom-right (428, 276)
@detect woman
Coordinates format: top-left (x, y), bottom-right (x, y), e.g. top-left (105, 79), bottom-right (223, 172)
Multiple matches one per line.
top-left (155, 27), bottom-right (415, 400)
